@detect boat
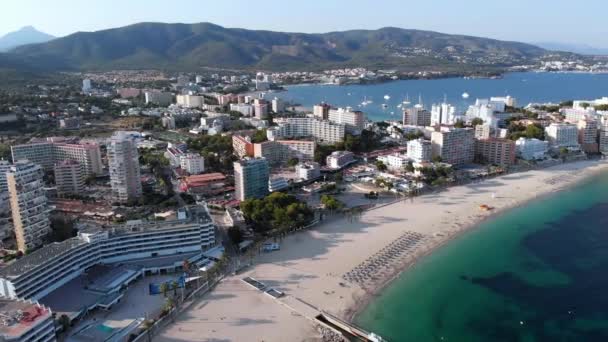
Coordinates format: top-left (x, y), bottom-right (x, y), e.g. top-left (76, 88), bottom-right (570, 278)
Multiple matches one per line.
top-left (382, 104), bottom-right (388, 109)
top-left (462, 92), bottom-right (470, 99)
top-left (383, 95), bottom-right (391, 100)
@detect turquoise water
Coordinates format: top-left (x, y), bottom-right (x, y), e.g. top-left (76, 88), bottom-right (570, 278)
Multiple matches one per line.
top-left (356, 171), bottom-right (608, 341)
top-left (276, 72), bottom-right (608, 121)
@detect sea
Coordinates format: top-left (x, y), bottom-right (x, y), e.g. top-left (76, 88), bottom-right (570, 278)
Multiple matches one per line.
top-left (274, 72), bottom-right (608, 121)
top-left (355, 171), bottom-right (608, 342)
top-left (274, 72), bottom-right (608, 341)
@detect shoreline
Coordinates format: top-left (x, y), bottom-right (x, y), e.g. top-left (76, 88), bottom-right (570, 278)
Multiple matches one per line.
top-left (155, 159), bottom-right (608, 342)
top-left (347, 159), bottom-right (608, 323)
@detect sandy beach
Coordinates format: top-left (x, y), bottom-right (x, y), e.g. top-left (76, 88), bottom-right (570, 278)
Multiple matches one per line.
top-left (155, 159), bottom-right (608, 342)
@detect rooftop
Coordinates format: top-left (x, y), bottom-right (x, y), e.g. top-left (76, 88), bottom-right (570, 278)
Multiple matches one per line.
top-left (0, 297), bottom-right (51, 338)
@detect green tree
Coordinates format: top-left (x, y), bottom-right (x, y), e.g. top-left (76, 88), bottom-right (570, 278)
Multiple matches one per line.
top-left (321, 195), bottom-right (343, 211)
top-left (404, 161), bottom-right (415, 173)
top-left (251, 129), bottom-right (268, 143)
top-left (160, 283), bottom-right (169, 298)
top-left (471, 118), bottom-right (484, 127)
top-left (240, 192), bottom-right (314, 233)
top-left (287, 157), bottom-right (299, 167)
top-left (376, 160), bottom-right (387, 172)
top-left (454, 120), bottom-right (465, 128)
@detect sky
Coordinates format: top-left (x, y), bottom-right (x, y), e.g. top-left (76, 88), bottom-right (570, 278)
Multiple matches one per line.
top-left (2, 0), bottom-right (608, 47)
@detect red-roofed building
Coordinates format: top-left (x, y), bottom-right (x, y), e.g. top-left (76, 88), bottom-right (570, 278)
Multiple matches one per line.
top-left (0, 297), bottom-right (56, 342)
top-left (179, 173), bottom-right (227, 195)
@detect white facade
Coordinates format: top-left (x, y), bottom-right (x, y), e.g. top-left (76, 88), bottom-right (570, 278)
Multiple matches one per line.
top-left (0, 206), bottom-right (215, 301)
top-left (407, 138), bottom-right (432, 163)
top-left (377, 154), bottom-right (410, 170)
top-left (490, 96), bottom-right (517, 107)
top-left (82, 79), bottom-right (92, 92)
top-left (600, 116), bottom-right (608, 154)
top-left (108, 132), bottom-right (142, 203)
top-left (229, 103), bottom-right (254, 116)
top-left (180, 153), bottom-right (205, 175)
top-left (431, 103), bottom-right (460, 125)
top-left (271, 117), bottom-right (345, 144)
top-left (6, 161), bottom-right (51, 252)
top-left (296, 162), bottom-right (321, 181)
top-left (328, 107), bottom-right (365, 133)
top-left (268, 177), bottom-right (289, 192)
top-left (271, 97), bottom-right (286, 113)
top-left (515, 138), bottom-right (549, 160)
top-left (545, 123), bottom-right (580, 148)
top-left (176, 94), bottom-right (204, 108)
top-left (326, 151), bottom-right (354, 169)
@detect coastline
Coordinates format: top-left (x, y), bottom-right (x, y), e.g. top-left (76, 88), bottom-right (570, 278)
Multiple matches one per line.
top-left (155, 159), bottom-right (608, 342)
top-left (346, 159), bottom-right (608, 323)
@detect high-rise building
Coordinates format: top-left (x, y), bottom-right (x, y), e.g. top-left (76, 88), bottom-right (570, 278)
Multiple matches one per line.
top-left (313, 103), bottom-right (331, 120)
top-left (253, 99), bottom-right (269, 119)
top-left (232, 135), bottom-right (255, 158)
top-left (474, 124), bottom-right (492, 140)
top-left (176, 95), bottom-right (204, 108)
top-left (271, 97), bottom-right (286, 113)
top-left (82, 79), bottom-right (92, 93)
top-left (6, 161), bottom-right (51, 252)
top-left (403, 104), bottom-right (431, 126)
top-left (54, 160), bottom-right (85, 197)
top-left (108, 132), bottom-right (142, 203)
top-left (599, 116), bottom-right (608, 155)
top-left (545, 123), bottom-right (580, 149)
top-left (0, 161), bottom-right (11, 241)
top-left (577, 116), bottom-right (599, 153)
top-left (431, 103), bottom-right (459, 126)
top-left (328, 108), bottom-right (365, 133)
top-left (407, 138), bottom-right (432, 163)
top-left (234, 158), bottom-right (269, 201)
top-left (11, 139), bottom-right (103, 176)
top-left (431, 127), bottom-right (475, 166)
top-left (474, 138), bottom-right (516, 167)
top-left (179, 153), bottom-right (205, 175)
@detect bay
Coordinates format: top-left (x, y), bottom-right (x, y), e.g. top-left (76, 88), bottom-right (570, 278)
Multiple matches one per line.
top-left (355, 171), bottom-right (608, 341)
top-left (275, 72), bottom-right (608, 121)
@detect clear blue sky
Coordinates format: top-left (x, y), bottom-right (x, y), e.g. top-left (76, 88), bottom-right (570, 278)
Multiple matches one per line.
top-left (3, 0), bottom-right (608, 47)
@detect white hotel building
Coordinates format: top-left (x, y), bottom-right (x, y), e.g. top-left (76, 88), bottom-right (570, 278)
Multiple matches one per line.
top-left (544, 123), bottom-right (580, 149)
top-left (407, 138), bottom-right (432, 163)
top-left (270, 117), bottom-right (346, 144)
top-left (515, 138), bottom-right (549, 160)
top-left (328, 107), bottom-right (365, 134)
top-left (0, 206), bottom-right (216, 301)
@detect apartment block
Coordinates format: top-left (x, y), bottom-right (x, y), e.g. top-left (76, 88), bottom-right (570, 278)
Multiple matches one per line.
top-left (406, 138), bottom-right (432, 163)
top-left (6, 161), bottom-right (51, 252)
top-left (403, 105), bottom-right (431, 126)
top-left (54, 159), bottom-right (85, 196)
top-left (545, 123), bottom-right (580, 149)
top-left (515, 138), bottom-right (549, 160)
top-left (328, 108), bottom-right (365, 133)
top-left (108, 132), bottom-right (142, 203)
top-left (253, 140), bottom-right (315, 166)
top-left (12, 139), bottom-right (103, 176)
top-left (474, 138), bottom-right (516, 167)
top-left (271, 117), bottom-right (345, 144)
top-left (0, 297), bottom-right (56, 342)
top-left (179, 153), bottom-right (205, 175)
top-left (326, 151), bottom-right (355, 169)
top-left (431, 127), bottom-right (475, 166)
top-left (234, 158), bottom-right (270, 201)
top-left (577, 116), bottom-right (599, 153)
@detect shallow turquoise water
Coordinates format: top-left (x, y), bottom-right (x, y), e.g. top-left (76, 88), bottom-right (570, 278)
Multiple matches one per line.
top-left (356, 172), bottom-right (608, 341)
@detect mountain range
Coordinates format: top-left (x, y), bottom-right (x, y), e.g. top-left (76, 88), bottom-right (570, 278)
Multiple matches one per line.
top-left (0, 26), bottom-right (55, 52)
top-left (1, 22), bottom-right (581, 72)
top-left (535, 41), bottom-right (608, 56)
